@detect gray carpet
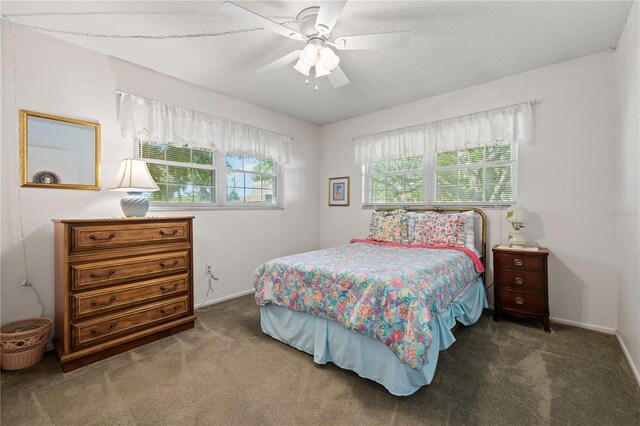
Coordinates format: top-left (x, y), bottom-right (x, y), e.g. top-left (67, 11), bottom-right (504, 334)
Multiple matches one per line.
top-left (2, 295), bottom-right (639, 425)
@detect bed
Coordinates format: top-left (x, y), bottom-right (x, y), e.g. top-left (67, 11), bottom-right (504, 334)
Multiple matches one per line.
top-left (254, 208), bottom-right (488, 396)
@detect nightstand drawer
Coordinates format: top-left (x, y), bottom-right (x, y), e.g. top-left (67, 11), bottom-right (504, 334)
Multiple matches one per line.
top-left (494, 269), bottom-right (546, 292)
top-left (494, 252), bottom-right (545, 271)
top-left (496, 288), bottom-right (547, 314)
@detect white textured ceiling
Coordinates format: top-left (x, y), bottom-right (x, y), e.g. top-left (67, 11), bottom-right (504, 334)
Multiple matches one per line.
top-left (1, 1), bottom-right (633, 125)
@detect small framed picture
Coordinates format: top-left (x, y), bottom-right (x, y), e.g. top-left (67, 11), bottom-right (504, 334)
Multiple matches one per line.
top-left (329, 176), bottom-right (350, 206)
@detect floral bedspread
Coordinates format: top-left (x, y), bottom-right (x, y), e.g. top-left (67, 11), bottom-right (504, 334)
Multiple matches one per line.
top-left (254, 241), bottom-right (481, 370)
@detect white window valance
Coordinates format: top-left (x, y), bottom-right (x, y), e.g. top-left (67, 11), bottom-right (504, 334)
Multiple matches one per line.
top-left (354, 101), bottom-right (534, 164)
top-left (118, 91), bottom-right (292, 164)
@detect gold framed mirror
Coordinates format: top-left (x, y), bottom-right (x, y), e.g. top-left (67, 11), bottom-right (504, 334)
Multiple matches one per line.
top-left (20, 110), bottom-right (101, 190)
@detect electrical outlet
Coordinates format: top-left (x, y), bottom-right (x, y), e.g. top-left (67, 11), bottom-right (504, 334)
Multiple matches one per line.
top-left (206, 263), bottom-right (213, 275)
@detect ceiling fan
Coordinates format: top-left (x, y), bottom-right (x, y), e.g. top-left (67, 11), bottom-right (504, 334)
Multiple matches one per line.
top-left (221, 1), bottom-right (411, 89)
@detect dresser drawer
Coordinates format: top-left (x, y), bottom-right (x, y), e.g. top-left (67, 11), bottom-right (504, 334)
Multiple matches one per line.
top-left (494, 269), bottom-right (546, 292)
top-left (496, 288), bottom-right (547, 314)
top-left (71, 251), bottom-right (189, 290)
top-left (72, 296), bottom-right (189, 348)
top-left (494, 252), bottom-right (545, 272)
top-left (70, 221), bottom-right (189, 252)
top-left (71, 273), bottom-right (189, 319)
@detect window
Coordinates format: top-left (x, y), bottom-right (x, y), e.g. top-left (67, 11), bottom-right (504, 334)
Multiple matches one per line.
top-left (364, 144), bottom-right (517, 206)
top-left (434, 145), bottom-right (516, 204)
top-left (226, 154), bottom-right (277, 205)
top-left (365, 156), bottom-right (424, 204)
top-left (136, 141), bottom-right (281, 208)
top-left (139, 141), bottom-right (216, 204)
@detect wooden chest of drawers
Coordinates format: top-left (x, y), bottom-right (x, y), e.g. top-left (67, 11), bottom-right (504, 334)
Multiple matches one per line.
top-left (52, 217), bottom-right (196, 371)
top-left (492, 245), bottom-right (550, 333)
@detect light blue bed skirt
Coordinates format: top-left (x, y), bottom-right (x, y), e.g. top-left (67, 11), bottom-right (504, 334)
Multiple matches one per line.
top-left (260, 277), bottom-right (488, 396)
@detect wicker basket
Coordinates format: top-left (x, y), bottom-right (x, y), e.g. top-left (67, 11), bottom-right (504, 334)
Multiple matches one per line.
top-left (1, 317), bottom-right (52, 370)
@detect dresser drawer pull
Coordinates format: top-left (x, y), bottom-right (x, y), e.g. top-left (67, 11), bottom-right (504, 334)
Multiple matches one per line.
top-left (89, 269), bottom-right (116, 279)
top-left (90, 322), bottom-right (117, 335)
top-left (159, 229), bottom-right (179, 237)
top-left (159, 260), bottom-right (180, 268)
top-left (90, 296), bottom-right (117, 307)
top-left (160, 305), bottom-right (181, 316)
top-left (514, 297), bottom-right (525, 305)
top-left (513, 258), bottom-right (524, 266)
top-left (89, 233), bottom-right (116, 242)
top-left (160, 283), bottom-right (180, 292)
top-left (514, 277), bottom-right (525, 285)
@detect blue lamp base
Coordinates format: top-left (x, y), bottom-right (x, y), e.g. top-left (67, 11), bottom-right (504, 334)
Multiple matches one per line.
top-left (120, 192), bottom-right (150, 218)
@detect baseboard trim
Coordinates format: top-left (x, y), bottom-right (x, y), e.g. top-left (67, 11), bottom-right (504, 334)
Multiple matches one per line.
top-left (485, 308), bottom-right (617, 335)
top-left (616, 332), bottom-right (640, 388)
top-left (196, 288), bottom-right (255, 309)
top-left (549, 316), bottom-right (616, 335)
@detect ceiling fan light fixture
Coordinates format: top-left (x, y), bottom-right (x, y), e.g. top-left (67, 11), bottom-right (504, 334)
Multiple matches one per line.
top-left (315, 61), bottom-right (331, 77)
top-left (293, 58), bottom-right (311, 76)
top-left (320, 47), bottom-right (340, 71)
top-left (300, 44), bottom-right (319, 67)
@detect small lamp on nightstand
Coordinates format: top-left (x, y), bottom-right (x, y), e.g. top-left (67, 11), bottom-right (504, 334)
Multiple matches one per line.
top-left (506, 207), bottom-right (529, 248)
top-left (108, 158), bottom-right (159, 218)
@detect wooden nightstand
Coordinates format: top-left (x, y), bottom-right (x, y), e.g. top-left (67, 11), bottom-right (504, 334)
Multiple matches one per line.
top-left (492, 245), bottom-right (550, 332)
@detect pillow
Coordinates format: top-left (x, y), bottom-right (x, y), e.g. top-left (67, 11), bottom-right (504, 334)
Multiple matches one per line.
top-left (445, 211), bottom-right (476, 253)
top-left (368, 210), bottom-right (409, 243)
top-left (407, 211), bottom-right (434, 243)
top-left (415, 212), bottom-right (467, 247)
top-left (406, 212), bottom-right (419, 243)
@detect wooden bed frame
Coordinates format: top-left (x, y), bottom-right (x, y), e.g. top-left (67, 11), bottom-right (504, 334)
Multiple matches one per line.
top-left (374, 207), bottom-right (488, 275)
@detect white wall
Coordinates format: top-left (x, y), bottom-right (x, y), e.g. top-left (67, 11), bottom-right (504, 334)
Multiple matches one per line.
top-left (0, 24), bottom-right (321, 331)
top-left (615, 1), bottom-right (640, 386)
top-left (320, 52), bottom-right (618, 333)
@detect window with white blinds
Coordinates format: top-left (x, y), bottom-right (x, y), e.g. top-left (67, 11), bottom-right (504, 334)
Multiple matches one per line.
top-left (432, 144), bottom-right (517, 204)
top-left (363, 144), bottom-right (517, 206)
top-left (135, 140), bottom-right (282, 208)
top-left (138, 141), bottom-right (216, 204)
top-left (364, 156), bottom-right (424, 204)
top-left (226, 154), bottom-right (278, 205)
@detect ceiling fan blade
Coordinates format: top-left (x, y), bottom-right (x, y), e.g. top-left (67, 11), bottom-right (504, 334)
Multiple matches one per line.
top-left (221, 2), bottom-right (302, 40)
top-left (334, 31), bottom-right (411, 50)
top-left (315, 0), bottom-right (348, 35)
top-left (328, 65), bottom-right (349, 88)
top-left (256, 50), bottom-right (301, 73)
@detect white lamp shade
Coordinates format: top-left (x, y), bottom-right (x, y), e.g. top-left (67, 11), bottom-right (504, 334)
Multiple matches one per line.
top-left (299, 44), bottom-right (318, 67)
top-left (315, 61), bottom-right (331, 77)
top-left (293, 58), bottom-right (310, 76)
top-left (506, 207), bottom-right (528, 223)
top-left (320, 47), bottom-right (339, 71)
top-left (108, 158), bottom-right (159, 192)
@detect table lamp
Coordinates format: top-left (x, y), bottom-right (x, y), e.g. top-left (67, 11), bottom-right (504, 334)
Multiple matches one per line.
top-left (506, 207), bottom-right (528, 248)
top-left (108, 158), bottom-right (159, 217)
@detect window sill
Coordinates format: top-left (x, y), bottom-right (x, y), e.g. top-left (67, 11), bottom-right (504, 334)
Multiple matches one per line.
top-left (362, 203), bottom-right (513, 210)
top-left (150, 203), bottom-right (283, 212)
